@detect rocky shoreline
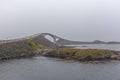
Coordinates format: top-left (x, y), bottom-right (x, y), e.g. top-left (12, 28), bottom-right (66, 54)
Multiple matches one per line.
top-left (41, 48), bottom-right (120, 61)
top-left (0, 48), bottom-right (120, 61)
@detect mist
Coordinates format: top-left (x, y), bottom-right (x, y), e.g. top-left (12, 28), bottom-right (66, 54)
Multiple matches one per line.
top-left (0, 0), bottom-right (120, 41)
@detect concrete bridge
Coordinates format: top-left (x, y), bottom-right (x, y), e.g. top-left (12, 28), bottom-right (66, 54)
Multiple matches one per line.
top-left (0, 33), bottom-right (61, 44)
top-left (0, 33), bottom-right (82, 46)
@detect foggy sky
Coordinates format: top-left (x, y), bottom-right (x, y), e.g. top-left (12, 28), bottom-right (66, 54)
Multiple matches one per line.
top-left (0, 0), bottom-right (120, 41)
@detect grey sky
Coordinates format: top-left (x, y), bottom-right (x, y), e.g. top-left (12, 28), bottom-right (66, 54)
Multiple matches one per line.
top-left (0, 0), bottom-right (120, 41)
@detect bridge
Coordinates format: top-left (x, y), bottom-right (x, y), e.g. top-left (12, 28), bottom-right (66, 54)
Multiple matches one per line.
top-left (0, 33), bottom-right (81, 46)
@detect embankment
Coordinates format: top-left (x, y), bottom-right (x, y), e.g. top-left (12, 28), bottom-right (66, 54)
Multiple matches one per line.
top-left (0, 34), bottom-right (56, 60)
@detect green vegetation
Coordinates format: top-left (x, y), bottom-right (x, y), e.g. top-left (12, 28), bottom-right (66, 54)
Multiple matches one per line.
top-left (45, 48), bottom-right (119, 61)
top-left (27, 39), bottom-right (45, 51)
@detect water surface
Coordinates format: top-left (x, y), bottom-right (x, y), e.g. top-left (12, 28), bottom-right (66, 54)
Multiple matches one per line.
top-left (74, 44), bottom-right (120, 51)
top-left (0, 56), bottom-right (120, 80)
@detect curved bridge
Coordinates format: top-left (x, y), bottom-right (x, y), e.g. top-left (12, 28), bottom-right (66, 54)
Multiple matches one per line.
top-left (0, 33), bottom-right (78, 46)
top-left (0, 33), bottom-right (62, 44)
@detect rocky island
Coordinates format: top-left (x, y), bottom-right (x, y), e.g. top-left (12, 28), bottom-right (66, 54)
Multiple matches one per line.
top-left (43, 48), bottom-right (120, 61)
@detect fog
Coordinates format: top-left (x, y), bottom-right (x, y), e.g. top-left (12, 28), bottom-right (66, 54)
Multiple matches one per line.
top-left (0, 0), bottom-right (120, 41)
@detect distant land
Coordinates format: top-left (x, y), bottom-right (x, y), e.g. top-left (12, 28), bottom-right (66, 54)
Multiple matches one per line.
top-left (56, 39), bottom-right (120, 45)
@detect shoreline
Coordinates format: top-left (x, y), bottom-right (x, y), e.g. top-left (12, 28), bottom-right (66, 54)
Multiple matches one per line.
top-left (42, 48), bottom-right (120, 61)
top-left (0, 48), bottom-right (120, 62)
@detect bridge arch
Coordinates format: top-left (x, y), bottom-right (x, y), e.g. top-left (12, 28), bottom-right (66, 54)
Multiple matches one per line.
top-left (40, 33), bottom-right (61, 43)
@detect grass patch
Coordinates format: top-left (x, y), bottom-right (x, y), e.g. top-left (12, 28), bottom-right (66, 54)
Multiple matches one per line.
top-left (27, 39), bottom-right (45, 51)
